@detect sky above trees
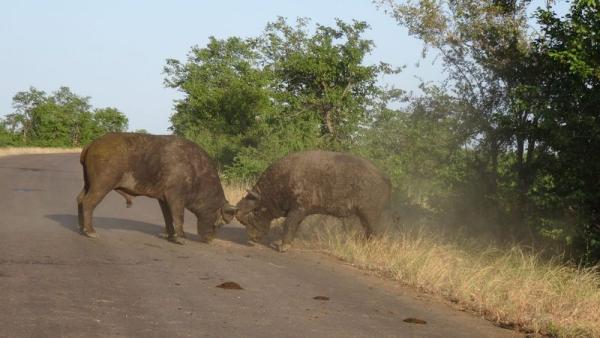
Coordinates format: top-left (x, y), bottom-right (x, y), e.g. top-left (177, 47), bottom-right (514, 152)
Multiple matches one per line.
top-left (0, 0), bottom-right (442, 133)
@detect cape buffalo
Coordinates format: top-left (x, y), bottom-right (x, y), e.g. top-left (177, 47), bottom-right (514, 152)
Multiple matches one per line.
top-left (77, 132), bottom-right (236, 243)
top-left (235, 150), bottom-right (391, 252)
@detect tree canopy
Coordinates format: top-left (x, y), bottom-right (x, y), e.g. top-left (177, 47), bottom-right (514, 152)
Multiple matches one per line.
top-left (373, 0), bottom-right (600, 260)
top-left (164, 17), bottom-right (401, 177)
top-left (1, 86), bottom-right (128, 147)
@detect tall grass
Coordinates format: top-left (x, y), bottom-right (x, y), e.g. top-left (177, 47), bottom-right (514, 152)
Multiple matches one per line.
top-left (224, 184), bottom-right (600, 336)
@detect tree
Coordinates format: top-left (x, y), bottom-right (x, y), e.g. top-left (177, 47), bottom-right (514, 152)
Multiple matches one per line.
top-left (376, 0), bottom-right (540, 233)
top-left (5, 87), bottom-right (47, 144)
top-left (258, 17), bottom-right (399, 145)
top-left (525, 1), bottom-right (600, 260)
top-left (93, 107), bottom-right (129, 134)
top-left (376, 0), bottom-right (600, 260)
top-left (164, 17), bottom-right (401, 175)
top-left (0, 121), bottom-right (16, 146)
top-left (48, 86), bottom-right (93, 146)
top-left (359, 85), bottom-right (464, 202)
top-left (2, 87), bottom-right (128, 147)
top-left (164, 37), bottom-right (272, 165)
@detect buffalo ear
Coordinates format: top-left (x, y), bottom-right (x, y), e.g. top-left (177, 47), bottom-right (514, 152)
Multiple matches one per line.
top-left (221, 203), bottom-right (238, 223)
top-left (246, 189), bottom-right (261, 201)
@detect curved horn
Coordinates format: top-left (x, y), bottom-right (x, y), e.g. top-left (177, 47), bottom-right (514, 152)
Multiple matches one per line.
top-left (221, 203), bottom-right (238, 224)
top-left (246, 189), bottom-right (260, 200)
top-left (222, 203), bottom-right (238, 213)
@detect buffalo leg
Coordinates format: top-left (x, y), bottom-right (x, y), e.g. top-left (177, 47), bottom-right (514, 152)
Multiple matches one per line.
top-left (166, 197), bottom-right (185, 244)
top-left (79, 185), bottom-right (111, 238)
top-left (76, 188), bottom-right (86, 232)
top-left (158, 199), bottom-right (175, 239)
top-left (356, 209), bottom-right (376, 239)
top-left (279, 209), bottom-right (306, 252)
top-left (195, 211), bottom-right (218, 243)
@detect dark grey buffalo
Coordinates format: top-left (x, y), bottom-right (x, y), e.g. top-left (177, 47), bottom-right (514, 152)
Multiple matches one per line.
top-left (77, 132), bottom-right (236, 243)
top-left (235, 150), bottom-right (391, 252)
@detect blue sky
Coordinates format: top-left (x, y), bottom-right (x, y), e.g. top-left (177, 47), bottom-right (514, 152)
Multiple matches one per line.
top-left (1, 1), bottom-right (443, 133)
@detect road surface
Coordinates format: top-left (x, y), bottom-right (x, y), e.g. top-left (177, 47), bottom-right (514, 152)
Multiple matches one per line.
top-left (0, 154), bottom-right (518, 337)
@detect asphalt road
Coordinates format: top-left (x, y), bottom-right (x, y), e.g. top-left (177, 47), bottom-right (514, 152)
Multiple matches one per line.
top-left (0, 154), bottom-right (518, 338)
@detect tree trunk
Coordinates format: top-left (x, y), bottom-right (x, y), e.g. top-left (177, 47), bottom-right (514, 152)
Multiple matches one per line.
top-left (515, 114), bottom-right (538, 241)
top-left (320, 108), bottom-right (336, 139)
top-left (515, 132), bottom-right (527, 225)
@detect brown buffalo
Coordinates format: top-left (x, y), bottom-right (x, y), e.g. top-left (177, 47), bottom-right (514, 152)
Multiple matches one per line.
top-left (235, 150), bottom-right (391, 252)
top-left (77, 132), bottom-right (236, 243)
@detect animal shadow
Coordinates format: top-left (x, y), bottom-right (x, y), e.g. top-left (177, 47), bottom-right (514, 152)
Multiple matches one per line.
top-left (45, 213), bottom-right (249, 245)
top-left (46, 214), bottom-right (164, 237)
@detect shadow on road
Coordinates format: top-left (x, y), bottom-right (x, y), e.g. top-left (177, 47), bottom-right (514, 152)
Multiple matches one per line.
top-left (46, 213), bottom-right (164, 236)
top-left (218, 225), bottom-right (251, 245)
top-left (45, 214), bottom-right (249, 245)
top-left (0, 165), bottom-right (78, 173)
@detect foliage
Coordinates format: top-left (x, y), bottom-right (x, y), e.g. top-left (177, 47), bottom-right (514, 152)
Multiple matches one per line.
top-left (257, 18), bottom-right (400, 145)
top-left (357, 85), bottom-right (466, 205)
top-left (0, 122), bottom-right (18, 146)
top-left (377, 0), bottom-right (537, 222)
top-left (372, 0), bottom-right (600, 261)
top-left (526, 1), bottom-right (600, 260)
top-left (2, 87), bottom-right (128, 147)
top-left (93, 107), bottom-right (129, 134)
top-left (164, 37), bottom-right (272, 166)
top-left (164, 17), bottom-right (400, 176)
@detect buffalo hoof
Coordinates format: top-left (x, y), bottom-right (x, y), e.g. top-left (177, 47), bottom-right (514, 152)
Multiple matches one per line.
top-left (277, 243), bottom-right (291, 253)
top-left (168, 236), bottom-right (186, 245)
top-left (199, 234), bottom-right (215, 243)
top-left (83, 231), bottom-right (99, 239)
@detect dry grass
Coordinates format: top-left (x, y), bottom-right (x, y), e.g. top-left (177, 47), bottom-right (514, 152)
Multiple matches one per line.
top-left (302, 227), bottom-right (600, 337)
top-left (0, 147), bottom-right (81, 158)
top-left (222, 184), bottom-right (600, 337)
top-left (223, 183), bottom-right (248, 205)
